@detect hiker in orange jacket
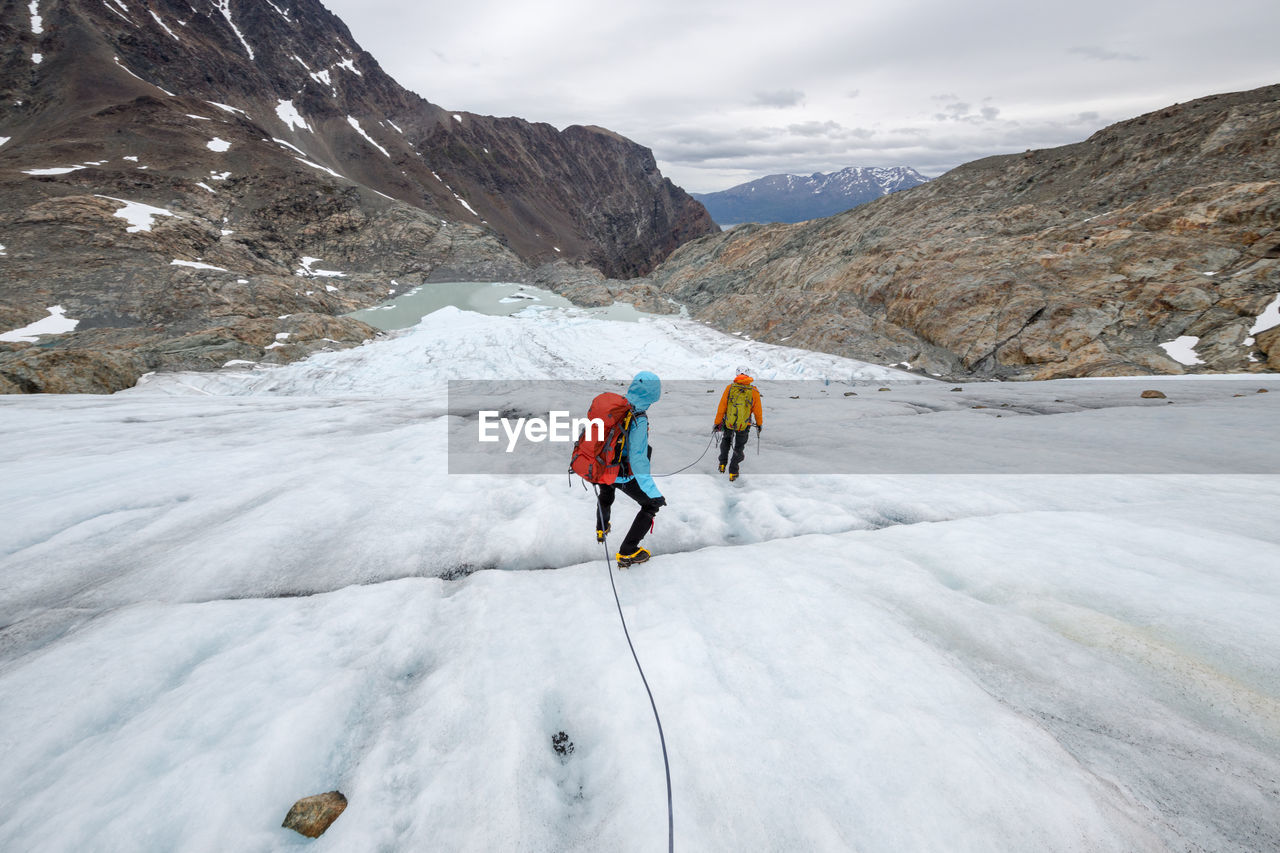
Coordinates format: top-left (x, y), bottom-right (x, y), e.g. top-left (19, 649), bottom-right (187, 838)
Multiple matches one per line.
top-left (713, 367), bottom-right (763, 481)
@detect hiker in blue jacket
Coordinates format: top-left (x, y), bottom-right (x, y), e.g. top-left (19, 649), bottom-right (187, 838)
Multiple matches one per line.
top-left (596, 371), bottom-right (666, 567)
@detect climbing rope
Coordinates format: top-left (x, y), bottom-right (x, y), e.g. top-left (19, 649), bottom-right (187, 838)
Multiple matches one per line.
top-left (569, 427), bottom-right (720, 850)
top-left (595, 490), bottom-right (675, 853)
top-left (652, 431), bottom-right (717, 478)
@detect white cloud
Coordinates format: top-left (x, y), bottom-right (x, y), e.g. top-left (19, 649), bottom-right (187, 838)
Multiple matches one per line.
top-left (752, 89), bottom-right (806, 109)
top-left (320, 0), bottom-right (1280, 192)
top-left (1068, 45), bottom-right (1146, 62)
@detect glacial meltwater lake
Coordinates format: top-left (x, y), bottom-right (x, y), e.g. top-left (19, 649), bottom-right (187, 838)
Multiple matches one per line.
top-left (347, 281), bottom-right (654, 331)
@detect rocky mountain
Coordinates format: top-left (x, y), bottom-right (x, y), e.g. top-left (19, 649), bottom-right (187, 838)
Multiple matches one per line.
top-left (692, 166), bottom-right (929, 225)
top-left (0, 0), bottom-right (715, 392)
top-left (647, 85), bottom-right (1280, 379)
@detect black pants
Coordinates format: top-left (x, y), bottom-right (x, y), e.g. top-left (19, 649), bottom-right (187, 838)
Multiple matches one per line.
top-left (596, 479), bottom-right (663, 555)
top-left (718, 428), bottom-right (750, 474)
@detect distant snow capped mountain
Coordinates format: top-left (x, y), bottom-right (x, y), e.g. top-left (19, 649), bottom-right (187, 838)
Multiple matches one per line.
top-left (693, 166), bottom-right (930, 225)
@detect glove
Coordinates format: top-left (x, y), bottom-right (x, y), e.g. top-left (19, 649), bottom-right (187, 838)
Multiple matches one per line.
top-left (654, 496), bottom-right (667, 507)
top-left (755, 424), bottom-right (762, 433)
top-left (713, 423), bottom-right (723, 433)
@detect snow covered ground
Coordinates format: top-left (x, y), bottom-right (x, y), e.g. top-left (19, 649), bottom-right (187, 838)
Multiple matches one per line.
top-left (2, 304), bottom-right (1279, 852)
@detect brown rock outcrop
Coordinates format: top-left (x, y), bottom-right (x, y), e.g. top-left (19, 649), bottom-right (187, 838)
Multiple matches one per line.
top-left (646, 85), bottom-right (1280, 379)
top-left (532, 263), bottom-right (679, 315)
top-left (0, 347), bottom-right (149, 394)
top-left (1257, 326), bottom-right (1280, 370)
top-left (282, 791), bottom-right (348, 838)
top-left (0, 312), bottom-right (378, 393)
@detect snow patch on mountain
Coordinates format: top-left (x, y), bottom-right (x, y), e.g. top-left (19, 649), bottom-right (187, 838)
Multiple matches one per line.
top-left (1160, 336), bottom-right (1204, 366)
top-left (22, 165), bottom-right (84, 175)
top-left (149, 10), bottom-right (180, 41)
top-left (101, 1), bottom-right (129, 23)
top-left (270, 137), bottom-right (306, 157)
top-left (113, 55), bottom-right (175, 96)
top-left (295, 256), bottom-right (347, 278)
top-left (1250, 293), bottom-right (1280, 334)
top-left (265, 0), bottom-right (293, 22)
top-left (96, 195), bottom-right (173, 231)
top-left (347, 116), bottom-right (389, 157)
top-left (0, 305), bottom-right (78, 342)
top-left (275, 99), bottom-right (310, 132)
top-left (293, 157), bottom-right (343, 179)
top-left (208, 101), bottom-right (247, 116)
top-left (170, 259), bottom-right (228, 271)
top-left (213, 0), bottom-right (255, 60)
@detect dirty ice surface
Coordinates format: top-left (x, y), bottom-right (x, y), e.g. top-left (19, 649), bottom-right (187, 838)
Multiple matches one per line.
top-left (1, 305), bottom-right (1278, 852)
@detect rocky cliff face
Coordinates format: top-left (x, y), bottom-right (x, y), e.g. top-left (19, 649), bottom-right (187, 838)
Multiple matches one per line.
top-left (417, 119), bottom-right (715, 279)
top-left (650, 86), bottom-right (1280, 379)
top-left (0, 0), bottom-right (715, 392)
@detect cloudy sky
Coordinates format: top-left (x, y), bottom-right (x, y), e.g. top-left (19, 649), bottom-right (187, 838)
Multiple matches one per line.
top-left (322, 0), bottom-right (1278, 193)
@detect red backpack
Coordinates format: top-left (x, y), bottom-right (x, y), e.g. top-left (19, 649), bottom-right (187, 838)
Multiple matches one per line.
top-left (569, 392), bottom-right (634, 484)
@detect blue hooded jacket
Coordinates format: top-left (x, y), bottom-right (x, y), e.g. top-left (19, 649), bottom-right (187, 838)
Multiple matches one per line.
top-left (616, 371), bottom-right (662, 499)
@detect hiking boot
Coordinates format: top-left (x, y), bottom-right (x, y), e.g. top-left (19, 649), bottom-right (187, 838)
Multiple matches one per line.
top-left (596, 523), bottom-right (611, 543)
top-left (718, 463), bottom-right (726, 473)
top-left (729, 473), bottom-right (739, 482)
top-left (616, 547), bottom-right (650, 568)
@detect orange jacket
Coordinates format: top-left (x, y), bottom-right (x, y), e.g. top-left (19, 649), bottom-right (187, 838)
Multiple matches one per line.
top-left (715, 374), bottom-right (763, 428)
